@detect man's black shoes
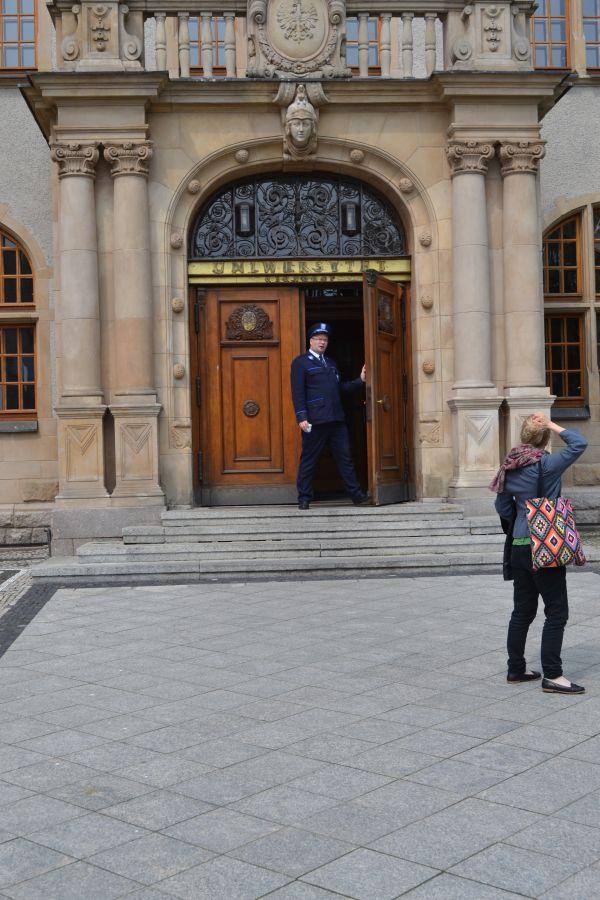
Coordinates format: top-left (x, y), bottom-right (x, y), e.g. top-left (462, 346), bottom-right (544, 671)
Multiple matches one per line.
top-left (298, 500), bottom-right (310, 510)
top-left (352, 492), bottom-right (370, 506)
top-left (507, 671), bottom-right (541, 683)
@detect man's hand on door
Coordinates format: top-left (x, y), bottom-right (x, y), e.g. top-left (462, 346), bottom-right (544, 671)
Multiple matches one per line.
top-left (299, 421), bottom-right (311, 432)
top-left (360, 365), bottom-right (366, 382)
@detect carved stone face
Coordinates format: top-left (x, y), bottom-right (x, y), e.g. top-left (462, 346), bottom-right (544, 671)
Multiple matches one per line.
top-left (287, 114), bottom-right (314, 148)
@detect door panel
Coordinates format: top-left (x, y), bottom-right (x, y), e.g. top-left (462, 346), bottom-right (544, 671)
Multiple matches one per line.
top-left (363, 272), bottom-right (414, 504)
top-left (192, 285), bottom-right (300, 504)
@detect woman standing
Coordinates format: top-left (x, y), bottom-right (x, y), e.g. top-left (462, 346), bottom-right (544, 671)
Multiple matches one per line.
top-left (492, 412), bottom-right (587, 694)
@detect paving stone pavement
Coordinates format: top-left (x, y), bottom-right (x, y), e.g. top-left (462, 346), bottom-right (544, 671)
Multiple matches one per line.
top-left (0, 571), bottom-right (599, 898)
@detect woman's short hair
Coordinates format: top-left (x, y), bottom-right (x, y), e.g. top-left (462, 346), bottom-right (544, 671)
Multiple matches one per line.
top-left (520, 415), bottom-right (550, 449)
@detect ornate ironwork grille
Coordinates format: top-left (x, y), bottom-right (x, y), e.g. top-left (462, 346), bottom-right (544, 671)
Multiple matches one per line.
top-left (190, 174), bottom-right (407, 259)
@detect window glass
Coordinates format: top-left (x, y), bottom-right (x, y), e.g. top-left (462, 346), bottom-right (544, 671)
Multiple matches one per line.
top-left (543, 215), bottom-right (581, 296)
top-left (532, 0), bottom-right (569, 68)
top-left (0, 324), bottom-right (36, 415)
top-left (345, 16), bottom-right (381, 70)
top-left (188, 16), bottom-right (228, 72)
top-left (0, 229), bottom-right (34, 304)
top-left (0, 0), bottom-right (35, 68)
top-left (545, 314), bottom-right (584, 402)
top-left (594, 207), bottom-right (600, 295)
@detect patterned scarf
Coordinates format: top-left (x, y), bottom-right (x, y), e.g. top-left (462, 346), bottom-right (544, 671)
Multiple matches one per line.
top-left (489, 444), bottom-right (544, 494)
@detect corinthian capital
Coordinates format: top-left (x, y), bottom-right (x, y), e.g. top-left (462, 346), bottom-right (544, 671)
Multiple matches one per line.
top-left (104, 141), bottom-right (153, 177)
top-left (499, 141), bottom-right (546, 176)
top-left (51, 142), bottom-right (100, 179)
top-left (445, 140), bottom-right (494, 176)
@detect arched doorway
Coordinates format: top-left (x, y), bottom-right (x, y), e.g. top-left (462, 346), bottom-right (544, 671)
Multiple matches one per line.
top-left (188, 172), bottom-right (413, 506)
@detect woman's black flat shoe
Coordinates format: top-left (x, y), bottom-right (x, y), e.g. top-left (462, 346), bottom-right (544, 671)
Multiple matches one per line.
top-left (542, 678), bottom-right (585, 694)
top-left (507, 671), bottom-right (541, 683)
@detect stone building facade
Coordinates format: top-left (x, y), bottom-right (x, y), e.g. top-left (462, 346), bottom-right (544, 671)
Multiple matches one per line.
top-left (0, 0), bottom-right (598, 551)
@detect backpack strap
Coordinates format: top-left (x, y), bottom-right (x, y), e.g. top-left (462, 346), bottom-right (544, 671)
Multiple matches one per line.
top-left (537, 459), bottom-right (544, 498)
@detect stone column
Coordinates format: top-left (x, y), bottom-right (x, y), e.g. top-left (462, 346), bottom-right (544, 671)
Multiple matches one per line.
top-left (445, 140), bottom-right (503, 504)
top-left (51, 142), bottom-right (109, 503)
top-left (499, 140), bottom-right (553, 448)
top-left (104, 141), bottom-right (163, 504)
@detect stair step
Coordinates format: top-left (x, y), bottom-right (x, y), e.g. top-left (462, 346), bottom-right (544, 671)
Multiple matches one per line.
top-left (161, 503), bottom-right (465, 523)
top-left (30, 550), bottom-right (508, 583)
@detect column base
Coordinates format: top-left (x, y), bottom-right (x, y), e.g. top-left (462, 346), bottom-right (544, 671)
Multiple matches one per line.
top-left (56, 405), bottom-right (110, 502)
top-left (110, 403), bottom-right (164, 502)
top-left (448, 395), bottom-right (504, 495)
top-left (503, 389), bottom-right (555, 451)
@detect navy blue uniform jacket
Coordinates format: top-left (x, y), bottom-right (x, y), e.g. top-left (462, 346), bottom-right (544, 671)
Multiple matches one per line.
top-left (291, 352), bottom-right (364, 425)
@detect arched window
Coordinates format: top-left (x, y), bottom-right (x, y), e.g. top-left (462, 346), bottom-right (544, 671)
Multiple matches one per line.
top-left (1, 228), bottom-right (34, 305)
top-left (0, 228), bottom-right (36, 417)
top-left (0, 0), bottom-right (36, 69)
top-left (532, 0), bottom-right (570, 68)
top-left (543, 214), bottom-right (581, 297)
top-left (584, 0), bottom-right (600, 68)
top-left (190, 174), bottom-right (407, 260)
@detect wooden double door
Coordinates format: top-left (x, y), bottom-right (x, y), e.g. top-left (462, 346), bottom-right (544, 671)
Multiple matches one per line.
top-left (190, 275), bottom-right (413, 505)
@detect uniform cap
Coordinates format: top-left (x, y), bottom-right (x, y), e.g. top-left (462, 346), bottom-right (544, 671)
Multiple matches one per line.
top-left (308, 323), bottom-right (332, 339)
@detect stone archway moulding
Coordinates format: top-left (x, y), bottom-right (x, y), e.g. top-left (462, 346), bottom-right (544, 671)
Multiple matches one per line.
top-left (157, 137), bottom-right (443, 503)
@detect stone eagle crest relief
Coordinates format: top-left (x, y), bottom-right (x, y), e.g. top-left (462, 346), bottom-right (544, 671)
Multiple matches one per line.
top-left (277, 0), bottom-right (319, 43)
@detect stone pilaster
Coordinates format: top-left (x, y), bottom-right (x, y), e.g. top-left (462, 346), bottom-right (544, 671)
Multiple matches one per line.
top-left (51, 141), bottom-right (109, 502)
top-left (104, 141), bottom-right (163, 503)
top-left (445, 139), bottom-right (502, 500)
top-left (499, 140), bottom-right (553, 445)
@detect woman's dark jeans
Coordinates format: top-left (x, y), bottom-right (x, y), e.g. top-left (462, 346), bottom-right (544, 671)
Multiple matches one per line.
top-left (507, 544), bottom-right (569, 680)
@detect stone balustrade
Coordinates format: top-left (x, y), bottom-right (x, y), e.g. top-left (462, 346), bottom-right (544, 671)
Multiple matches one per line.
top-left (49, 0), bottom-right (536, 76)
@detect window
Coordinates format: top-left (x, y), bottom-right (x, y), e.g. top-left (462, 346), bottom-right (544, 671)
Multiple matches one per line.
top-left (531, 0), bottom-right (569, 68)
top-left (583, 0), bottom-right (600, 67)
top-left (543, 215), bottom-right (581, 297)
top-left (345, 17), bottom-right (380, 72)
top-left (0, 324), bottom-right (36, 415)
top-left (545, 314), bottom-right (584, 402)
top-left (594, 207), bottom-right (600, 294)
top-left (1, 229), bottom-right (33, 305)
top-left (189, 16), bottom-right (226, 72)
top-left (0, 0), bottom-right (35, 69)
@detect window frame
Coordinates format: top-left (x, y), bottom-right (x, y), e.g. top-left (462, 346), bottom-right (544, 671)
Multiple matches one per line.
top-left (0, 0), bottom-right (37, 72)
top-left (0, 321), bottom-right (37, 419)
top-left (0, 227), bottom-right (35, 308)
top-left (544, 311), bottom-right (586, 407)
top-left (543, 213), bottom-right (582, 301)
top-left (583, 0), bottom-right (600, 70)
top-left (531, 0), bottom-right (571, 70)
top-left (345, 15), bottom-right (382, 75)
top-left (593, 205), bottom-right (600, 297)
top-left (189, 15), bottom-right (230, 75)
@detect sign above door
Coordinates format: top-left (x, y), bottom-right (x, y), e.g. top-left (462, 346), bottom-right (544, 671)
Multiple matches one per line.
top-left (188, 257), bottom-right (411, 284)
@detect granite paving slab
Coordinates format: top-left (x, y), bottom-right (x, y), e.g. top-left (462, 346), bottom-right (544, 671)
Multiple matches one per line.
top-left (2, 571), bottom-right (600, 899)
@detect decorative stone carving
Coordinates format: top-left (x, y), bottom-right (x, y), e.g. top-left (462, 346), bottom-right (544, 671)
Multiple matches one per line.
top-left (498, 140), bottom-right (546, 176)
top-left (171, 297), bottom-right (185, 314)
top-left (247, 0), bottom-right (348, 77)
top-left (483, 5), bottom-right (503, 50)
top-left (173, 363), bottom-right (186, 379)
top-left (50, 142), bottom-right (100, 179)
top-left (170, 424), bottom-right (191, 449)
top-left (61, 5), bottom-right (81, 61)
top-left (118, 4), bottom-right (142, 62)
top-left (349, 149), bottom-right (365, 164)
top-left (378, 294), bottom-right (394, 334)
top-left (420, 295), bottom-right (434, 310)
top-left (398, 177), bottom-right (414, 194)
top-left (170, 232), bottom-right (184, 249)
top-left (187, 179), bottom-right (201, 194)
top-left (422, 360), bottom-right (435, 375)
top-left (445, 140), bottom-right (495, 175)
top-left (235, 148), bottom-right (250, 164)
top-left (419, 422), bottom-right (440, 444)
top-left (243, 400), bottom-right (260, 417)
top-left (282, 84), bottom-right (318, 161)
top-left (466, 412), bottom-right (493, 445)
top-left (104, 141), bottom-right (153, 177)
top-left (57, 0), bottom-right (143, 71)
top-left (419, 230), bottom-right (432, 248)
top-left (226, 304), bottom-right (274, 340)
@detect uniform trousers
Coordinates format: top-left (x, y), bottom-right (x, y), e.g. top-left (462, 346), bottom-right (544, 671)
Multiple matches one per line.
top-left (507, 544), bottom-right (569, 680)
top-left (297, 421), bottom-right (361, 503)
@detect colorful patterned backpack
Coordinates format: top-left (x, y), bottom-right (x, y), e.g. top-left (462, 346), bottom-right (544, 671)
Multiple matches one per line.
top-left (526, 494), bottom-right (586, 571)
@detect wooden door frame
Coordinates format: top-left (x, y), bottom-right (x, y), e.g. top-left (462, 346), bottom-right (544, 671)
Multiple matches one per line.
top-left (189, 276), bottom-right (413, 506)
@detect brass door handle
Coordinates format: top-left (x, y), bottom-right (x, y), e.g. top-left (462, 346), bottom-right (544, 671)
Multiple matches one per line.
top-left (377, 395), bottom-right (391, 412)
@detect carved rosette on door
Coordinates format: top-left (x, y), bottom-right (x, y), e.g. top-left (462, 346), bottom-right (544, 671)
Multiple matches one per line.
top-left (225, 304), bottom-right (274, 341)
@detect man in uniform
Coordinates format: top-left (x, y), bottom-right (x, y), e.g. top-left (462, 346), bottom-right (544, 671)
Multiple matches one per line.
top-left (291, 323), bottom-right (369, 510)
